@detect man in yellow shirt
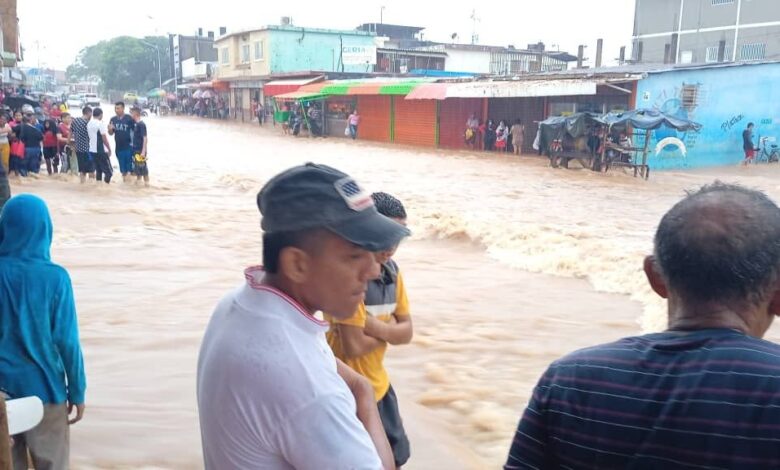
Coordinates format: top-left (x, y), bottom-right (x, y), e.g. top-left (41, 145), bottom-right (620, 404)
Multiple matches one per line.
top-left (326, 192), bottom-right (413, 468)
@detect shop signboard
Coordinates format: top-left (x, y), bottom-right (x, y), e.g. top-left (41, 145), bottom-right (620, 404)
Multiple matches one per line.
top-left (342, 45), bottom-right (377, 66)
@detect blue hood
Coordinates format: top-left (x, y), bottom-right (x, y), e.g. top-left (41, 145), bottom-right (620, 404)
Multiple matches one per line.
top-left (0, 194), bottom-right (53, 261)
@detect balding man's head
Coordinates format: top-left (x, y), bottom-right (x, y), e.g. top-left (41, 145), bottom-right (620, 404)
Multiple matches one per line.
top-left (654, 182), bottom-right (780, 307)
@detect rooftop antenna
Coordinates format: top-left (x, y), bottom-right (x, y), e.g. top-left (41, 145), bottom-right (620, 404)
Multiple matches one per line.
top-left (470, 9), bottom-right (480, 45)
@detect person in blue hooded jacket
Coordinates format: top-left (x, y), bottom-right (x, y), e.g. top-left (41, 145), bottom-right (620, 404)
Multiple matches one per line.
top-left (0, 194), bottom-right (86, 469)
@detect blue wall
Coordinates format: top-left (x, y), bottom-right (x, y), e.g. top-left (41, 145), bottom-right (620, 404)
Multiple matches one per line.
top-left (269, 28), bottom-right (375, 74)
top-left (635, 62), bottom-right (780, 170)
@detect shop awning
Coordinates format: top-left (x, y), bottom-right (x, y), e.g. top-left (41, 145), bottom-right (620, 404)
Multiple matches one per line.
top-left (406, 79), bottom-right (600, 100)
top-left (264, 77), bottom-right (324, 97)
top-left (273, 91), bottom-right (329, 101)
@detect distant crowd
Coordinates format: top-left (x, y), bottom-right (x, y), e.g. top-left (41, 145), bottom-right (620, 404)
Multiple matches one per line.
top-left (0, 100), bottom-right (150, 208)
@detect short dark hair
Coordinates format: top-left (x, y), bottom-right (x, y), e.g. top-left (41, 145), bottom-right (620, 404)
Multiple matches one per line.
top-left (130, 106), bottom-right (141, 114)
top-left (371, 192), bottom-right (407, 219)
top-left (92, 108), bottom-right (103, 118)
top-left (747, 122), bottom-right (755, 128)
top-left (654, 182), bottom-right (780, 306)
top-left (262, 229), bottom-right (325, 274)
top-left (82, 106), bottom-right (93, 116)
top-left (61, 112), bottom-right (70, 120)
top-left (115, 101), bottom-right (125, 108)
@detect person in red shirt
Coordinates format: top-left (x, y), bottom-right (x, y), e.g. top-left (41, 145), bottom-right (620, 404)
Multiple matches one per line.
top-left (42, 119), bottom-right (60, 174)
top-left (50, 105), bottom-right (62, 121)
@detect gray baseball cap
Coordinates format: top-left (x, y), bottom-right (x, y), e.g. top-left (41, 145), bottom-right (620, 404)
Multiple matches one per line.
top-left (257, 163), bottom-right (411, 251)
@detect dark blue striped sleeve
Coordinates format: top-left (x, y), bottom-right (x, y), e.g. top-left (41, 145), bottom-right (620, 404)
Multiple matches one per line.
top-left (505, 371), bottom-right (553, 470)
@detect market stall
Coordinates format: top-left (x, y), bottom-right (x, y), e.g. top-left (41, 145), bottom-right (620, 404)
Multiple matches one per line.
top-left (600, 109), bottom-right (702, 179)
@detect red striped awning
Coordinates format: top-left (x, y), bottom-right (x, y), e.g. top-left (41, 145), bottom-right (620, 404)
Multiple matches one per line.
top-left (404, 83), bottom-right (449, 100)
top-left (264, 77), bottom-right (324, 97)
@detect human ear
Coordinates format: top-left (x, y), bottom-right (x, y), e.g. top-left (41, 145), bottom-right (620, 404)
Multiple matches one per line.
top-left (767, 283), bottom-right (780, 318)
top-left (279, 247), bottom-right (310, 284)
top-left (644, 256), bottom-right (669, 299)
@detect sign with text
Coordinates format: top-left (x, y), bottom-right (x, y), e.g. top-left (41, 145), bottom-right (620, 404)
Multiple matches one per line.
top-left (342, 45), bottom-right (377, 65)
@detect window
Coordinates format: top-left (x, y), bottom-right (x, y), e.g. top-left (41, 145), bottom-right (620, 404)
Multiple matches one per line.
top-left (241, 44), bottom-right (251, 64)
top-left (254, 41), bottom-right (264, 61)
top-left (679, 50), bottom-right (694, 64)
top-left (740, 43), bottom-right (766, 61)
top-left (705, 45), bottom-right (733, 62)
top-left (220, 47), bottom-right (229, 65)
top-left (681, 84), bottom-right (700, 111)
top-left (711, 0), bottom-right (734, 5)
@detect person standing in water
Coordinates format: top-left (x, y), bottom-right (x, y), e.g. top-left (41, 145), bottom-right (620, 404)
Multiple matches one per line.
top-left (130, 107), bottom-right (149, 187)
top-left (0, 114), bottom-right (11, 174)
top-left (0, 194), bottom-right (87, 469)
top-left (108, 102), bottom-right (136, 182)
top-left (325, 191), bottom-right (414, 468)
top-left (510, 119), bottom-right (525, 156)
top-left (348, 109), bottom-right (361, 140)
top-left (71, 107), bottom-right (94, 183)
top-left (87, 108), bottom-right (112, 184)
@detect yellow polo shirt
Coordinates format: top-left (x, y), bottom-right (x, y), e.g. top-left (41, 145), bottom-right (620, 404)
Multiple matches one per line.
top-left (326, 267), bottom-right (410, 402)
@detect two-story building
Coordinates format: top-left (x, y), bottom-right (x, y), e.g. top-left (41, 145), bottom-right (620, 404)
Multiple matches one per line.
top-left (0, 0), bottom-right (23, 87)
top-left (214, 24), bottom-right (377, 120)
top-left (632, 0), bottom-right (780, 64)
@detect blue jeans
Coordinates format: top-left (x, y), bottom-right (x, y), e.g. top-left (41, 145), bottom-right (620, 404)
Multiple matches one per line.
top-left (25, 148), bottom-right (42, 174)
top-left (349, 124), bottom-right (358, 140)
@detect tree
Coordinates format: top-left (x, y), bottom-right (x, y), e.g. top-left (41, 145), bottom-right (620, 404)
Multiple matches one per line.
top-left (67, 36), bottom-right (172, 93)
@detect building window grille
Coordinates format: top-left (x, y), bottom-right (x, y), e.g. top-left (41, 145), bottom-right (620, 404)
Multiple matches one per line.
top-left (220, 47), bottom-right (229, 65)
top-left (241, 44), bottom-right (251, 64)
top-left (681, 84), bottom-right (700, 110)
top-left (705, 45), bottom-right (732, 62)
top-left (739, 43), bottom-right (766, 61)
top-left (711, 0), bottom-right (734, 5)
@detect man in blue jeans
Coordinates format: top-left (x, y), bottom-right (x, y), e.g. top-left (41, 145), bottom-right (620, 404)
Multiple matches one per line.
top-left (109, 101), bottom-right (135, 182)
top-left (18, 115), bottom-right (44, 176)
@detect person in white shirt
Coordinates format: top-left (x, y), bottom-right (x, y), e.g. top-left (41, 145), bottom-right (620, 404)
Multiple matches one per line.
top-left (198, 163), bottom-right (410, 470)
top-left (86, 108), bottom-right (112, 184)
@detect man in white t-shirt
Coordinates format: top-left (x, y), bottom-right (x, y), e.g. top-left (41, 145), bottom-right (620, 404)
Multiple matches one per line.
top-left (87, 107), bottom-right (112, 184)
top-left (197, 163), bottom-right (410, 469)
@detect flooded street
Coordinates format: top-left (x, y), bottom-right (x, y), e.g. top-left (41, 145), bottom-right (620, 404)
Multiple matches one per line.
top-left (11, 113), bottom-right (780, 469)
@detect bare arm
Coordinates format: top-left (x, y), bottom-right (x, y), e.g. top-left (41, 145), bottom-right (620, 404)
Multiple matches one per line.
top-left (101, 133), bottom-right (112, 157)
top-left (364, 315), bottom-right (413, 345)
top-left (337, 359), bottom-right (394, 470)
top-left (142, 135), bottom-right (148, 156)
top-left (336, 323), bottom-right (385, 359)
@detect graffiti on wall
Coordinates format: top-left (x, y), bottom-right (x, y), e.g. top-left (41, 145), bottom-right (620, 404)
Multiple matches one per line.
top-left (642, 84), bottom-right (703, 163)
top-left (721, 114), bottom-right (744, 133)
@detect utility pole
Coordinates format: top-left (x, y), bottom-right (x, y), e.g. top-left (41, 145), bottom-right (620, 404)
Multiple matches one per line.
top-left (380, 6), bottom-right (385, 24)
top-left (141, 40), bottom-right (163, 89)
top-left (470, 9), bottom-right (480, 45)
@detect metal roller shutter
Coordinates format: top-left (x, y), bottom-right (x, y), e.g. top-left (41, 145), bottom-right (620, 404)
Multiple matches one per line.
top-left (438, 98), bottom-right (485, 149)
top-left (487, 98), bottom-right (545, 153)
top-left (393, 97), bottom-right (437, 147)
top-left (356, 96), bottom-right (392, 142)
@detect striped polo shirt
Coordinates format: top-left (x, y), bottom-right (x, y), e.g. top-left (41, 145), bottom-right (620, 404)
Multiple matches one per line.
top-left (505, 329), bottom-right (780, 469)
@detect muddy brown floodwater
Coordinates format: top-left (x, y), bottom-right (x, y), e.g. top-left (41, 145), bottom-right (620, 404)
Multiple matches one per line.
top-left (9, 113), bottom-right (780, 469)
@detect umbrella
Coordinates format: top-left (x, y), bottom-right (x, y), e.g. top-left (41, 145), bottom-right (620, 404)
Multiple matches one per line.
top-left (147, 88), bottom-right (167, 98)
top-left (166, 93), bottom-right (177, 102)
top-left (4, 96), bottom-right (40, 110)
top-left (192, 90), bottom-right (204, 99)
top-left (201, 90), bottom-right (214, 99)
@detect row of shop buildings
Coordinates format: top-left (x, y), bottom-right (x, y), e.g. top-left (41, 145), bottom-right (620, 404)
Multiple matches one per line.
top-left (0, 0), bottom-right (25, 89)
top-left (171, 18), bottom-right (779, 170)
top-left (267, 60), bottom-right (779, 170)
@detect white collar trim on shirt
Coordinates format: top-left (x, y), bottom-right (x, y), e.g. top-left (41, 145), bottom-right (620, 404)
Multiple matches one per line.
top-left (243, 266), bottom-right (329, 327)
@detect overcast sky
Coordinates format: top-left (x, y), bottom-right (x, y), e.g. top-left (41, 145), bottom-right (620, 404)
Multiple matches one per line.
top-left (20, 0), bottom-right (636, 70)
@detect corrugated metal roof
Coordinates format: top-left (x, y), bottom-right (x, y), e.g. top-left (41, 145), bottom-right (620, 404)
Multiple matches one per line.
top-left (406, 79), bottom-right (599, 100)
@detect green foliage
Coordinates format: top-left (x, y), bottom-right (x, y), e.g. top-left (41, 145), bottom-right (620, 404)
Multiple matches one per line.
top-left (67, 36), bottom-right (172, 93)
